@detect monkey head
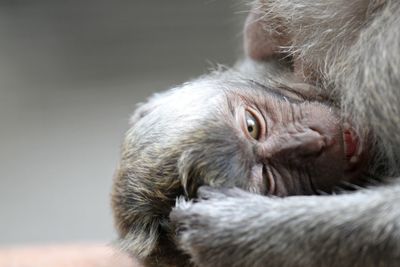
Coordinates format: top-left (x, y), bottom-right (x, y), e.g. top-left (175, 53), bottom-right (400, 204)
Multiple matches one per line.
top-left (111, 67), bottom-right (370, 266)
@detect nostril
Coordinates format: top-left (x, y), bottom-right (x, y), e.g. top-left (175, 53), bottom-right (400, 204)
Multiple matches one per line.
top-left (258, 128), bottom-right (327, 161)
top-left (302, 139), bottom-right (325, 157)
top-left (297, 130), bottom-right (326, 157)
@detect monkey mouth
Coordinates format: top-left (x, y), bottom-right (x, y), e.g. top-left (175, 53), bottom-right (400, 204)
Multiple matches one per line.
top-left (342, 123), bottom-right (362, 167)
top-left (344, 130), bottom-right (357, 158)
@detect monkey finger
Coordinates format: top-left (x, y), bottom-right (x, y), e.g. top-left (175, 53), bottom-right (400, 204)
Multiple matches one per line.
top-left (170, 200), bottom-right (210, 239)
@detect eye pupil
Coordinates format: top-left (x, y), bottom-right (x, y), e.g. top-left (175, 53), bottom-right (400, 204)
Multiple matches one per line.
top-left (245, 110), bottom-right (260, 140)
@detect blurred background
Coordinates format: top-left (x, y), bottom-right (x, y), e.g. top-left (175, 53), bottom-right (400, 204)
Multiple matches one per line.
top-left (0, 1), bottom-right (244, 246)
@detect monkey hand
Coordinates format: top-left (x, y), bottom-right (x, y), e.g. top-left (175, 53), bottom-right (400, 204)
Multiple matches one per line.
top-left (170, 186), bottom-right (287, 267)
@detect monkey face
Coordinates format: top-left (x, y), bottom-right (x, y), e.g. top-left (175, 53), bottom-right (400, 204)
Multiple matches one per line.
top-left (178, 85), bottom-right (368, 197)
top-left (225, 84), bottom-right (368, 196)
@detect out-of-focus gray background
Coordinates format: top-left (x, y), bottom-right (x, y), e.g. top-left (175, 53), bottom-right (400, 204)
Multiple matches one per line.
top-left (0, 1), bottom-right (243, 245)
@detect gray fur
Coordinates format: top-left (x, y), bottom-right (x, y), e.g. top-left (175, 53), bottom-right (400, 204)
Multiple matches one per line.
top-left (172, 185), bottom-right (400, 267)
top-left (171, 0), bottom-right (400, 266)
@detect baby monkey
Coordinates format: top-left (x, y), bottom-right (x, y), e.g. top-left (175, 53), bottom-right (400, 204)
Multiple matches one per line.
top-left (111, 60), bottom-right (370, 267)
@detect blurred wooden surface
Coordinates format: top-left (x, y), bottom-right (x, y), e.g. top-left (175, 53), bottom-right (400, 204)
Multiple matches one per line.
top-left (0, 244), bottom-right (143, 267)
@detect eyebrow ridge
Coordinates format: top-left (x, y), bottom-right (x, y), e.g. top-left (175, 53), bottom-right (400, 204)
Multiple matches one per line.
top-left (247, 79), bottom-right (303, 104)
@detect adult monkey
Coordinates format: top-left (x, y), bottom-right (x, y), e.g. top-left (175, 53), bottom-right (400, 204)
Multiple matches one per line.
top-left (171, 1), bottom-right (400, 267)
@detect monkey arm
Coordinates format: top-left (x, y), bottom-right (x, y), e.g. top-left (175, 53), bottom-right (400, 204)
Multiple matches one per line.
top-left (171, 185), bottom-right (400, 267)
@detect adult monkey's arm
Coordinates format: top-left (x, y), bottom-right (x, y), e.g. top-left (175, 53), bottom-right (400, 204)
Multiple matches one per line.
top-left (172, 186), bottom-right (400, 267)
top-left (172, 1), bottom-right (400, 267)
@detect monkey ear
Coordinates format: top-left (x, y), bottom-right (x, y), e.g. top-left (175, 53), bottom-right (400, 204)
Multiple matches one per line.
top-left (244, 8), bottom-right (290, 61)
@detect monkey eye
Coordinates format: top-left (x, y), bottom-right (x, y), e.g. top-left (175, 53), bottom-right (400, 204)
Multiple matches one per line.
top-left (245, 110), bottom-right (261, 140)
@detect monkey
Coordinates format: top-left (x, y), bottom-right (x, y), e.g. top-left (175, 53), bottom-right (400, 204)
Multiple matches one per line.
top-left (111, 55), bottom-right (373, 267)
top-left (170, 1), bottom-right (400, 267)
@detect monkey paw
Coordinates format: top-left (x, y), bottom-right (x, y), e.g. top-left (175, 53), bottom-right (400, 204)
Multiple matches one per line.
top-left (170, 186), bottom-right (269, 267)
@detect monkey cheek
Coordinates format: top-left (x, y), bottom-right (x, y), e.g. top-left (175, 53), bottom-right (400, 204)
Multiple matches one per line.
top-left (249, 164), bottom-right (270, 195)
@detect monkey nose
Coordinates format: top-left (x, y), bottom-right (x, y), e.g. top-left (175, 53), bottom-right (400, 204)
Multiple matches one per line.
top-left (259, 129), bottom-right (326, 161)
top-left (297, 131), bottom-right (326, 157)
